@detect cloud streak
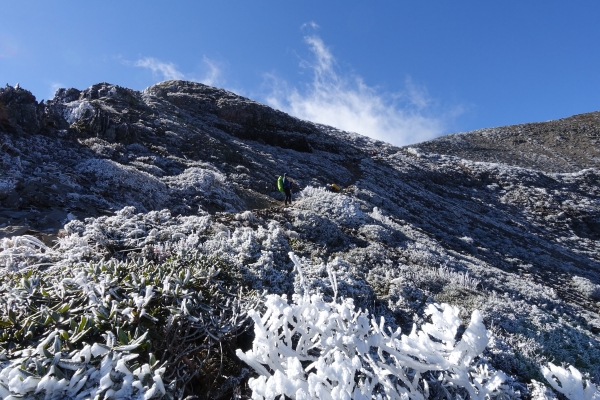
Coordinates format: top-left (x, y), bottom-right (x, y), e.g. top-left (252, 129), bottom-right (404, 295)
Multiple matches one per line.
top-left (265, 35), bottom-right (454, 146)
top-left (134, 57), bottom-right (186, 81)
top-left (133, 56), bottom-right (223, 86)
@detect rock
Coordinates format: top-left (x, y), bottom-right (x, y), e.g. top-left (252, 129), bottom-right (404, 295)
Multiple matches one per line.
top-left (145, 80), bottom-right (316, 152)
top-left (0, 84), bottom-right (43, 134)
top-left (0, 225), bottom-right (30, 239)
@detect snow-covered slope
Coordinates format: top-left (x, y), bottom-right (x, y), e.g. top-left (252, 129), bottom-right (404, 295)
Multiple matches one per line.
top-left (0, 81), bottom-right (598, 398)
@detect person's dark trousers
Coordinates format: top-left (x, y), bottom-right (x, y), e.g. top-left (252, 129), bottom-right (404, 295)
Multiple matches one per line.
top-left (284, 188), bottom-right (292, 205)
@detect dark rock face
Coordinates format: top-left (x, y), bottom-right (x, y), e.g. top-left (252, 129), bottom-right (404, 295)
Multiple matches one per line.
top-left (0, 84), bottom-right (43, 134)
top-left (145, 81), bottom-right (316, 152)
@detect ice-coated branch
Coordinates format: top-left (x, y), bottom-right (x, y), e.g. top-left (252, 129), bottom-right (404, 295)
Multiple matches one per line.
top-left (542, 362), bottom-right (600, 400)
top-left (237, 252), bottom-right (515, 400)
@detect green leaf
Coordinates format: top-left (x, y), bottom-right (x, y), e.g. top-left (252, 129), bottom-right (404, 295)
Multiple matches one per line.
top-left (70, 327), bottom-right (91, 344)
top-left (149, 353), bottom-right (158, 368)
top-left (117, 327), bottom-right (129, 345)
top-left (95, 307), bottom-right (109, 320)
top-left (78, 316), bottom-right (88, 332)
top-left (0, 319), bottom-right (13, 327)
top-left (58, 303), bottom-right (70, 314)
top-left (7, 309), bottom-right (16, 324)
top-left (130, 331), bottom-right (148, 346)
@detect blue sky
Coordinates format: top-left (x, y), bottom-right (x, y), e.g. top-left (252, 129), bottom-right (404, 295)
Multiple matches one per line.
top-left (1, 1), bottom-right (599, 146)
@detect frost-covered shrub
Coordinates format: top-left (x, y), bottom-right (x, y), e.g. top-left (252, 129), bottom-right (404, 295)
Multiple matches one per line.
top-left (529, 380), bottom-right (557, 399)
top-left (0, 334), bottom-right (166, 400)
top-left (404, 242), bottom-right (444, 268)
top-left (295, 187), bottom-right (367, 227)
top-left (0, 235), bottom-right (53, 272)
top-left (0, 178), bottom-right (16, 196)
top-left (431, 265), bottom-right (481, 291)
top-left (235, 210), bottom-right (257, 222)
top-left (292, 210), bottom-right (348, 248)
top-left (358, 224), bottom-right (400, 246)
top-left (0, 207), bottom-right (214, 272)
top-left (126, 143), bottom-right (149, 153)
top-left (291, 255), bottom-right (376, 310)
top-left (0, 252), bottom-right (256, 399)
top-left (571, 276), bottom-right (600, 300)
top-left (83, 137), bottom-right (124, 158)
top-left (480, 292), bottom-right (600, 384)
top-left (59, 207), bottom-right (211, 261)
top-left (77, 158), bottom-right (168, 210)
top-left (237, 253), bottom-right (516, 400)
top-left (542, 363), bottom-right (600, 399)
top-left (164, 167), bottom-right (245, 212)
top-left (203, 220), bottom-right (295, 293)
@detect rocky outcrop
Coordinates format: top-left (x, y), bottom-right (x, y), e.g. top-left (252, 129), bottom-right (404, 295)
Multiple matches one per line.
top-left (145, 80), bottom-right (317, 152)
top-left (0, 84), bottom-right (44, 134)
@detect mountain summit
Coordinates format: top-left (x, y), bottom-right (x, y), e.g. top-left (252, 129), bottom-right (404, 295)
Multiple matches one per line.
top-left (1, 81), bottom-right (599, 398)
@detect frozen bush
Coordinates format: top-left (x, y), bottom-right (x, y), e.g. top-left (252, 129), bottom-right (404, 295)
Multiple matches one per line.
top-left (529, 380), bottom-right (557, 399)
top-left (236, 210), bottom-right (257, 222)
top-left (77, 158), bottom-right (168, 210)
top-left (571, 276), bottom-right (600, 300)
top-left (295, 187), bottom-right (367, 227)
top-left (293, 210), bottom-right (347, 248)
top-left (292, 255), bottom-right (376, 309)
top-left (542, 363), bottom-right (600, 399)
top-left (0, 253), bottom-right (256, 399)
top-left (237, 253), bottom-right (517, 400)
top-left (0, 235), bottom-right (52, 272)
top-left (164, 167), bottom-right (245, 212)
top-left (0, 178), bottom-right (16, 195)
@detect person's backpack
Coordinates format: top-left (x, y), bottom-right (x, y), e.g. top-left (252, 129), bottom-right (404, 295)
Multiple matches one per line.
top-left (277, 176), bottom-right (285, 192)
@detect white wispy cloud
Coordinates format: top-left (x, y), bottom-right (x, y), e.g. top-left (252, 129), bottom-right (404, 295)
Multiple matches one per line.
top-left (199, 56), bottom-right (222, 86)
top-left (265, 35), bottom-right (455, 146)
top-left (134, 57), bottom-right (186, 81)
top-left (301, 21), bottom-right (320, 31)
top-left (133, 56), bottom-right (223, 86)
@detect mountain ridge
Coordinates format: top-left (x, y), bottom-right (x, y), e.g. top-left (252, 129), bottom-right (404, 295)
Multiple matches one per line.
top-left (1, 80), bottom-right (599, 397)
top-left (411, 111), bottom-right (600, 173)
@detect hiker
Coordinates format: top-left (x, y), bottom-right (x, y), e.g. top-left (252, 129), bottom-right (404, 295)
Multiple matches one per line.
top-left (283, 173), bottom-right (293, 206)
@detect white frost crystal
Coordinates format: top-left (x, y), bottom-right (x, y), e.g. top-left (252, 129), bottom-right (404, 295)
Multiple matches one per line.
top-left (542, 363), bottom-right (600, 400)
top-left (237, 253), bottom-right (515, 400)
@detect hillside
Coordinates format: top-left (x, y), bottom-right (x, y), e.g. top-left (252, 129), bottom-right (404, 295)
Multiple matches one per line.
top-left (411, 112), bottom-right (600, 173)
top-left (0, 81), bottom-right (599, 399)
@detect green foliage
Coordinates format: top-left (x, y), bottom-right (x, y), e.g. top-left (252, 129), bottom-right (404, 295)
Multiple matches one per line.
top-left (288, 237), bottom-right (304, 252)
top-left (0, 252), bottom-right (257, 398)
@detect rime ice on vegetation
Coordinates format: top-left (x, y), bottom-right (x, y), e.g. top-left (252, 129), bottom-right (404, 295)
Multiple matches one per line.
top-left (237, 253), bottom-right (516, 399)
